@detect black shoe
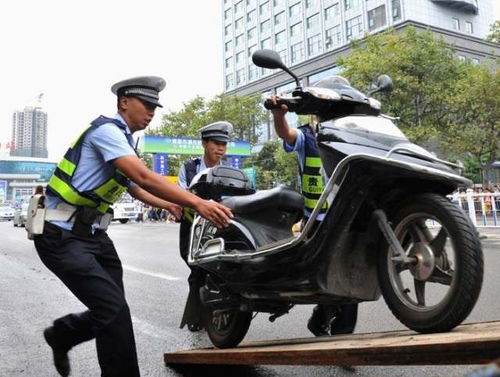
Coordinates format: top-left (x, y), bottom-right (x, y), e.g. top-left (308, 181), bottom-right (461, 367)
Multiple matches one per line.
top-left (43, 327), bottom-right (70, 377)
top-left (307, 316), bottom-right (330, 337)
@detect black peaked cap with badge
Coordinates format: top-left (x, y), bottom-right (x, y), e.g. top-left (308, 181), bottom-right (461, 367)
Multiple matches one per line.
top-left (200, 121), bottom-right (233, 142)
top-left (111, 76), bottom-right (166, 108)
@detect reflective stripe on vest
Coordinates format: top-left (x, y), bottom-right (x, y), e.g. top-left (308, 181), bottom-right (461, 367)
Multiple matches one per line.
top-left (300, 125), bottom-right (328, 214)
top-left (47, 116), bottom-right (133, 214)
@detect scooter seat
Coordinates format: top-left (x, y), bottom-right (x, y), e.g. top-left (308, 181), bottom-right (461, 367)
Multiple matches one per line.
top-left (221, 185), bottom-right (304, 215)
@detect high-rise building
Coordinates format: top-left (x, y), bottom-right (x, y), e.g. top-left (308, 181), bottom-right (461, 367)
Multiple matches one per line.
top-left (10, 94), bottom-right (48, 158)
top-left (222, 0), bottom-right (499, 142)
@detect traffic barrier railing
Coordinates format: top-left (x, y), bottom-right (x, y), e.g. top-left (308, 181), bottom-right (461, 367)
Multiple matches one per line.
top-left (448, 190), bottom-right (500, 228)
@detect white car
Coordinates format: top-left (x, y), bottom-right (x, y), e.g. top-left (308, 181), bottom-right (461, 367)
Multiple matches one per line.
top-left (0, 204), bottom-right (15, 221)
top-left (13, 203), bottom-right (29, 227)
top-left (112, 199), bottom-right (139, 224)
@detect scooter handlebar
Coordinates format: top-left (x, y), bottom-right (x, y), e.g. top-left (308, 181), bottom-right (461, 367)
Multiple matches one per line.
top-left (264, 97), bottom-right (302, 112)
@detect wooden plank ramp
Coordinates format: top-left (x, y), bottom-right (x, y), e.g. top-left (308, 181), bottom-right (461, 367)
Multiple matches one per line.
top-left (165, 321), bottom-right (500, 366)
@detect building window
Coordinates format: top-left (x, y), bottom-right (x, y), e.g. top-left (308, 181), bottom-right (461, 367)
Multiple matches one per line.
top-left (225, 57), bottom-right (232, 69)
top-left (325, 3), bottom-right (340, 20)
top-left (368, 5), bottom-right (386, 31)
top-left (307, 34), bottom-right (322, 56)
top-left (290, 22), bottom-right (302, 37)
top-left (247, 26), bottom-right (256, 39)
top-left (235, 34), bottom-right (244, 46)
top-left (224, 8), bottom-right (231, 20)
top-left (224, 24), bottom-right (231, 36)
top-left (344, 0), bottom-right (359, 11)
top-left (225, 40), bottom-right (233, 52)
top-left (289, 2), bottom-right (301, 17)
top-left (248, 44), bottom-right (258, 57)
top-left (325, 25), bottom-right (342, 49)
top-left (466, 21), bottom-right (473, 34)
top-left (458, 55), bottom-right (466, 62)
top-left (261, 19), bottom-right (271, 33)
top-left (346, 15), bottom-right (363, 40)
top-left (236, 68), bottom-right (245, 85)
top-left (235, 17), bottom-right (243, 30)
top-left (306, 13), bottom-right (319, 32)
top-left (275, 11), bottom-right (285, 26)
top-left (471, 57), bottom-right (480, 64)
top-left (278, 48), bottom-right (288, 65)
top-left (291, 41), bottom-right (304, 63)
top-left (275, 30), bottom-right (286, 46)
top-left (248, 65), bottom-right (259, 81)
top-left (392, 0), bottom-right (401, 21)
top-left (305, 0), bottom-right (317, 9)
top-left (260, 1), bottom-right (270, 14)
top-left (247, 9), bottom-right (256, 22)
top-left (226, 73), bottom-right (234, 89)
top-left (452, 17), bottom-right (460, 31)
top-left (273, 0), bottom-right (284, 7)
top-left (261, 37), bottom-right (271, 49)
top-left (235, 0), bottom-right (244, 13)
top-left (246, 0), bottom-right (255, 6)
top-left (236, 51), bottom-right (245, 64)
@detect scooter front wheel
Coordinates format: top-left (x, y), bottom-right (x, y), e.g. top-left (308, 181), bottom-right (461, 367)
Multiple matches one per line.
top-left (378, 193), bottom-right (483, 333)
top-left (203, 308), bottom-right (252, 349)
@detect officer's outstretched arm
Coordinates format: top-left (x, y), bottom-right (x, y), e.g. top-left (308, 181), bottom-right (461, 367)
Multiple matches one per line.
top-left (128, 185), bottom-right (182, 220)
top-left (114, 155), bottom-right (232, 228)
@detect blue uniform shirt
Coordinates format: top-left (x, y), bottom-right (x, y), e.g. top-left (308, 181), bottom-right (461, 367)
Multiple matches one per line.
top-left (47, 113), bottom-right (137, 230)
top-left (284, 129), bottom-right (326, 221)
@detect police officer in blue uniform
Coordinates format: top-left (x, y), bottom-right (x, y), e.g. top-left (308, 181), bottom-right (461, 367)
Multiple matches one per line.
top-left (35, 76), bottom-right (232, 377)
top-left (268, 76), bottom-right (358, 337)
top-left (177, 121), bottom-right (233, 331)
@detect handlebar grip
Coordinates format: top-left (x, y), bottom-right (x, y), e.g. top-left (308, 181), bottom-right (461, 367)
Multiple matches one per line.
top-left (264, 97), bottom-right (302, 112)
top-left (264, 99), bottom-right (282, 110)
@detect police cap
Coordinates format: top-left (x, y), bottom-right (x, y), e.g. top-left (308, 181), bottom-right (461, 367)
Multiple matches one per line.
top-left (111, 76), bottom-right (166, 108)
top-left (199, 121), bottom-right (233, 142)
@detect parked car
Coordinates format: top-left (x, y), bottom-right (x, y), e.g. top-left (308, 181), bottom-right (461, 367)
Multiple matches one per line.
top-left (0, 204), bottom-right (15, 221)
top-left (13, 203), bottom-right (29, 227)
top-left (112, 197), bottom-right (139, 224)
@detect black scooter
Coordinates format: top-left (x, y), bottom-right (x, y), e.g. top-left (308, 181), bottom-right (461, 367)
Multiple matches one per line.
top-left (184, 49), bottom-right (483, 349)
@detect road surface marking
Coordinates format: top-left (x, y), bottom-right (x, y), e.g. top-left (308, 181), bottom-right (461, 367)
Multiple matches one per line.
top-left (122, 264), bottom-right (180, 281)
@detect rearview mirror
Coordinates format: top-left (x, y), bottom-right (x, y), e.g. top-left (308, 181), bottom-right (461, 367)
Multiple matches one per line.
top-left (252, 49), bottom-right (301, 88)
top-left (368, 74), bottom-right (394, 95)
top-left (252, 49), bottom-right (285, 70)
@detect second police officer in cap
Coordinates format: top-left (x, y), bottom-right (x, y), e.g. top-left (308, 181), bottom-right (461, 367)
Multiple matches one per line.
top-left (34, 76), bottom-right (232, 377)
top-left (177, 121), bottom-right (233, 331)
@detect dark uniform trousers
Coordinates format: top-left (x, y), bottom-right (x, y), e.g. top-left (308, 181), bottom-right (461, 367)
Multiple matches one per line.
top-left (34, 222), bottom-right (140, 377)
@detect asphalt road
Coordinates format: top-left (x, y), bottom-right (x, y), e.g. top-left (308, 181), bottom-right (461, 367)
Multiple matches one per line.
top-left (0, 220), bottom-right (499, 377)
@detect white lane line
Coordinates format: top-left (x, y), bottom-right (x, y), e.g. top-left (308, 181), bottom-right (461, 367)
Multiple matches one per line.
top-left (131, 316), bottom-right (179, 342)
top-left (122, 264), bottom-right (180, 281)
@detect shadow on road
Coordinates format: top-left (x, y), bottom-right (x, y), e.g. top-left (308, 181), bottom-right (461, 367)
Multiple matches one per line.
top-left (167, 363), bottom-right (276, 377)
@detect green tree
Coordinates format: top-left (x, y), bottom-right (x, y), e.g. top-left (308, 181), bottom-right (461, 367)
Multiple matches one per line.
top-left (244, 140), bottom-right (299, 189)
top-left (442, 65), bottom-right (500, 186)
top-left (337, 27), bottom-right (470, 143)
top-left (486, 20), bottom-right (500, 44)
top-left (154, 93), bottom-right (266, 144)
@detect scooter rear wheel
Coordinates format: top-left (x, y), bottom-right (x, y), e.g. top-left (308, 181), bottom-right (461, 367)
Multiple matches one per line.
top-left (203, 308), bottom-right (252, 349)
top-left (378, 193), bottom-right (483, 333)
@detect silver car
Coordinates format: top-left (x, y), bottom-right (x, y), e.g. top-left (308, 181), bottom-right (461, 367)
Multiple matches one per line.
top-left (0, 204), bottom-right (15, 221)
top-left (13, 203), bottom-right (29, 227)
